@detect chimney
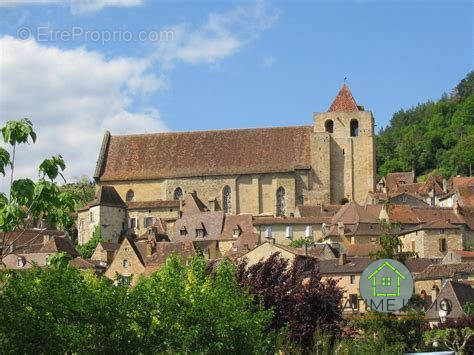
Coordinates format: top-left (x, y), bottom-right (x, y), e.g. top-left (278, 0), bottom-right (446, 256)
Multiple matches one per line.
top-left (431, 284), bottom-right (439, 302)
top-left (338, 253), bottom-right (347, 265)
top-left (208, 198), bottom-right (216, 212)
top-left (442, 179), bottom-right (447, 193)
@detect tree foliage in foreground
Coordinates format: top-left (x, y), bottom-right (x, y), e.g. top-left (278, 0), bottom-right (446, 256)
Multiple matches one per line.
top-left (76, 225), bottom-right (103, 259)
top-left (236, 253), bottom-right (344, 350)
top-left (376, 71), bottom-right (474, 179)
top-left (0, 255), bottom-right (273, 354)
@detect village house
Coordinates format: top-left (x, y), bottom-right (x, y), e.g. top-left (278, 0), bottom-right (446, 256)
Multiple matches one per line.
top-left (1, 229), bottom-right (78, 270)
top-left (91, 85), bottom-right (376, 219)
top-left (442, 249), bottom-right (474, 264)
top-left (424, 280), bottom-right (474, 324)
top-left (237, 241), bottom-right (336, 267)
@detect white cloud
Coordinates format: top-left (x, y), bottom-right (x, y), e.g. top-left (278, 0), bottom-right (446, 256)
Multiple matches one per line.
top-left (0, 36), bottom-right (167, 189)
top-left (262, 55), bottom-right (275, 68)
top-left (0, 0), bottom-right (143, 14)
top-left (155, 0), bottom-right (280, 68)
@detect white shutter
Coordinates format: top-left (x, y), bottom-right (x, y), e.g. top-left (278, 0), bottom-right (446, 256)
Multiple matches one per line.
top-left (285, 225), bottom-right (293, 238)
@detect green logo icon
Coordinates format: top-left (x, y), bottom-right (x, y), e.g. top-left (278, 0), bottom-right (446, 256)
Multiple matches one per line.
top-left (360, 259), bottom-right (413, 313)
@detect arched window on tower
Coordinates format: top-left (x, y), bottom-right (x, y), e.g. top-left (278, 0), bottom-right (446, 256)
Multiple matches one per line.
top-left (223, 185), bottom-right (231, 214)
top-left (350, 119), bottom-right (359, 137)
top-left (126, 189), bottom-right (135, 202)
top-left (276, 187), bottom-right (286, 216)
top-left (325, 120), bottom-right (334, 133)
top-left (173, 187), bottom-right (183, 200)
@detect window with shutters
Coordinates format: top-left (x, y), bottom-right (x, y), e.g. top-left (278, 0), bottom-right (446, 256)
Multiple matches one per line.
top-left (144, 217), bottom-right (154, 228)
top-left (439, 238), bottom-right (447, 252)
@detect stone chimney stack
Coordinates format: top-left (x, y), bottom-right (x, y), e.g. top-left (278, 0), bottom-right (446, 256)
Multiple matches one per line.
top-left (338, 253), bottom-right (347, 266)
top-left (431, 284), bottom-right (439, 303)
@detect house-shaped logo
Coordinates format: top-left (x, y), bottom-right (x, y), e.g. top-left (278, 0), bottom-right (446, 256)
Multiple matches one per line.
top-left (359, 258), bottom-right (414, 313)
top-left (367, 261), bottom-right (406, 297)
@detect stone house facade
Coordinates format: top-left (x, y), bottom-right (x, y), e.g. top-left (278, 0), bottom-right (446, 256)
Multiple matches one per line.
top-left (93, 85), bottom-right (376, 216)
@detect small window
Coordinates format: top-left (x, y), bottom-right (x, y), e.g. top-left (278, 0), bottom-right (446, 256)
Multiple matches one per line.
top-left (349, 294), bottom-right (358, 310)
top-left (285, 225), bottom-right (293, 239)
top-left (45, 255), bottom-right (50, 266)
top-left (89, 212), bottom-right (93, 222)
top-left (17, 257), bottom-right (24, 268)
top-left (439, 238), bottom-right (447, 252)
top-left (173, 187), bottom-right (183, 200)
top-left (265, 226), bottom-right (272, 238)
top-left (325, 120), bottom-right (334, 133)
top-left (144, 217), bottom-right (154, 228)
top-left (123, 259), bottom-right (129, 268)
top-left (305, 225), bottom-right (313, 238)
top-left (122, 275), bottom-right (131, 285)
top-left (350, 275), bottom-right (356, 284)
top-left (233, 226), bottom-right (241, 238)
top-left (180, 227), bottom-right (187, 236)
top-left (439, 229), bottom-right (445, 235)
top-left (276, 187), bottom-right (286, 216)
top-left (411, 241), bottom-right (416, 252)
top-left (196, 228), bottom-right (206, 238)
top-left (126, 189), bottom-right (135, 202)
top-left (79, 220), bottom-right (84, 231)
top-left (130, 218), bottom-right (137, 229)
top-left (350, 119), bottom-right (359, 137)
top-left (232, 243), bottom-right (238, 252)
top-left (370, 237), bottom-right (377, 243)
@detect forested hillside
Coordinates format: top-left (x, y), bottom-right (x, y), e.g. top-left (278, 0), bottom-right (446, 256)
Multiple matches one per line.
top-left (376, 72), bottom-right (474, 180)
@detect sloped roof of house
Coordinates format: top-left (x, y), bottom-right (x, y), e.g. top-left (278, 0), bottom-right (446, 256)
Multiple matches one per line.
top-left (144, 241), bottom-right (196, 275)
top-left (330, 201), bottom-right (379, 225)
top-left (385, 172), bottom-right (415, 192)
top-left (126, 200), bottom-right (180, 210)
top-left (296, 204), bottom-right (341, 220)
top-left (328, 84), bottom-right (361, 112)
top-left (425, 280), bottom-right (474, 320)
top-left (1, 229), bottom-right (66, 254)
top-left (173, 210), bottom-right (225, 241)
top-left (414, 262), bottom-right (474, 280)
top-left (451, 250), bottom-right (474, 258)
top-left (345, 243), bottom-right (381, 257)
top-left (450, 176), bottom-right (474, 188)
top-left (96, 125), bottom-right (313, 182)
top-left (77, 185), bottom-right (125, 211)
top-left (69, 257), bottom-right (106, 272)
top-left (98, 242), bottom-right (120, 252)
top-left (39, 236), bottom-right (78, 257)
top-left (458, 185), bottom-right (474, 206)
top-left (318, 257), bottom-right (373, 275)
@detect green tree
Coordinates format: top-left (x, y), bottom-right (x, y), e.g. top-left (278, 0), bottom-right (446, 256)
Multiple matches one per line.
top-left (0, 119), bottom-right (78, 261)
top-left (370, 218), bottom-right (415, 263)
top-left (76, 226), bottom-right (103, 259)
top-left (289, 237), bottom-right (311, 248)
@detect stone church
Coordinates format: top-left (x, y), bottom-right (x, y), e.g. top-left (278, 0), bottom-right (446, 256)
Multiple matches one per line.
top-left (93, 84), bottom-right (375, 218)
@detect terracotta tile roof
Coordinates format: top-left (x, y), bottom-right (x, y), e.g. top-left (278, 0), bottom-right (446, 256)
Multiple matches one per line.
top-left (393, 182), bottom-right (423, 195)
top-left (385, 172), bottom-right (415, 192)
top-left (252, 216), bottom-right (329, 225)
top-left (458, 185), bottom-right (474, 206)
top-left (330, 201), bottom-right (379, 225)
top-left (144, 241), bottom-right (196, 275)
top-left (412, 207), bottom-right (464, 225)
top-left (69, 257), bottom-right (106, 272)
top-left (39, 236), bottom-right (78, 257)
top-left (318, 256), bottom-right (372, 275)
top-left (345, 243), bottom-right (381, 257)
top-left (452, 250), bottom-right (474, 258)
top-left (414, 262), bottom-right (474, 280)
top-left (418, 175), bottom-right (444, 196)
top-left (182, 193), bottom-right (209, 214)
top-left (126, 200), bottom-right (180, 210)
top-left (404, 258), bottom-right (436, 274)
top-left (385, 205), bottom-right (421, 224)
top-left (173, 211), bottom-right (225, 241)
top-left (97, 126), bottom-right (313, 182)
top-left (98, 242), bottom-right (120, 252)
top-left (460, 207), bottom-right (474, 229)
top-left (296, 204), bottom-right (341, 221)
top-left (328, 84), bottom-right (360, 112)
top-left (425, 280), bottom-right (474, 320)
top-left (451, 176), bottom-right (474, 188)
top-left (221, 214), bottom-right (253, 238)
top-left (1, 229), bottom-right (65, 254)
top-left (77, 185), bottom-right (125, 211)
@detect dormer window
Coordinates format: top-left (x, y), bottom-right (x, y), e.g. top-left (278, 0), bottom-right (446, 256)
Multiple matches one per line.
top-left (180, 227), bottom-right (187, 236)
top-left (233, 226), bottom-right (242, 238)
top-left (17, 256), bottom-right (25, 268)
top-left (196, 228), bottom-right (206, 238)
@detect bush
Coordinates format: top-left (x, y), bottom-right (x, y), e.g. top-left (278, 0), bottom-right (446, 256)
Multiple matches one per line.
top-left (236, 253), bottom-right (344, 349)
top-left (76, 225), bottom-right (103, 259)
top-left (424, 316), bottom-right (474, 355)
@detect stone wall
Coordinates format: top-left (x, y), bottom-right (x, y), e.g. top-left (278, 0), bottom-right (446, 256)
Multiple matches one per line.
top-left (104, 238), bottom-right (145, 286)
top-left (127, 207), bottom-right (179, 237)
top-left (400, 229), bottom-right (464, 259)
top-left (254, 224), bottom-right (323, 246)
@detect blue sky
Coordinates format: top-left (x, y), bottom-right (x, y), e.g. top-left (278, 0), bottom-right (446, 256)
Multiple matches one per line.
top-left (0, 0), bottom-right (472, 183)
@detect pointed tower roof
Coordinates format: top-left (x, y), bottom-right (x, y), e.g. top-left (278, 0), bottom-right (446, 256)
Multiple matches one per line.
top-left (328, 84), bottom-right (360, 112)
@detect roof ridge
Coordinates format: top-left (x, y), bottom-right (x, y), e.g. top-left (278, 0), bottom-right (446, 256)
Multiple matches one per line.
top-left (110, 125), bottom-right (313, 138)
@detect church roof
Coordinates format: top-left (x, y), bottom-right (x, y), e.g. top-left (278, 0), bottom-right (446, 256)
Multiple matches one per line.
top-left (95, 125), bottom-right (313, 182)
top-left (328, 84), bottom-right (361, 112)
